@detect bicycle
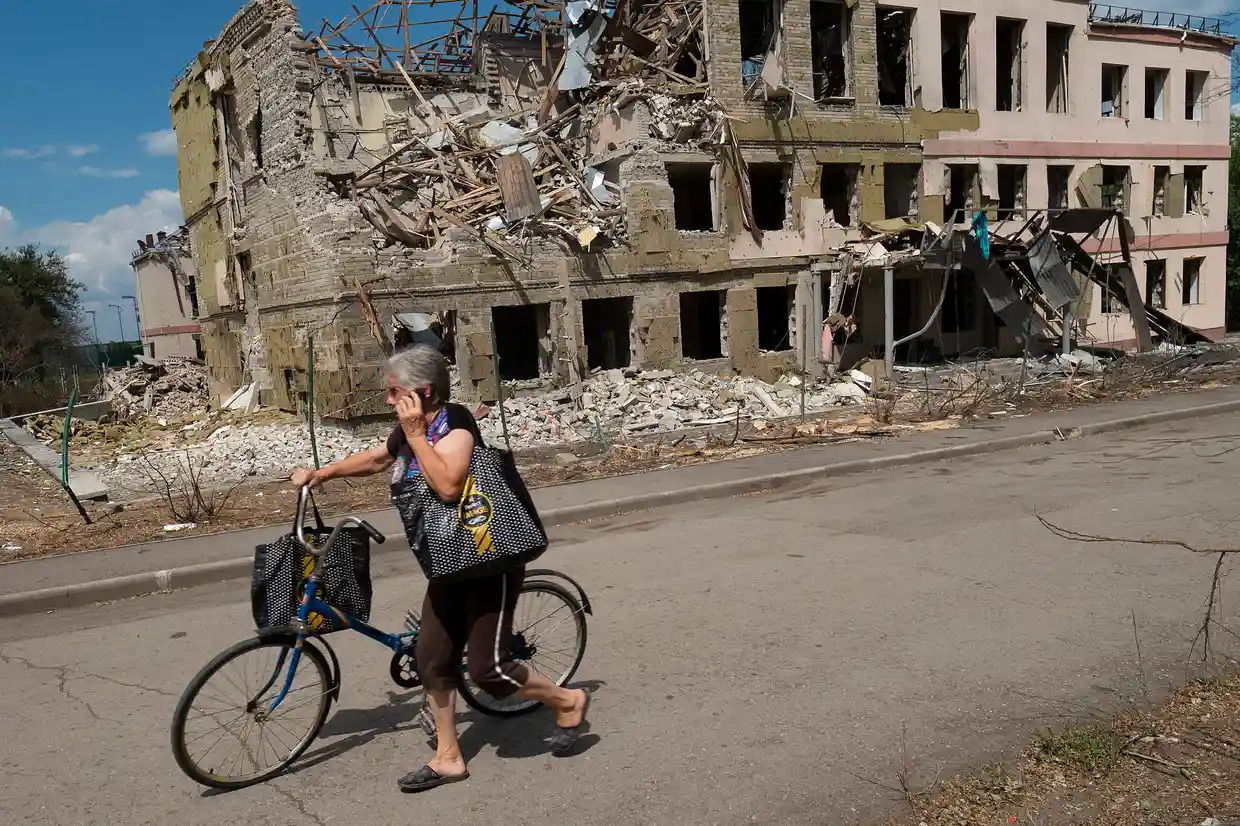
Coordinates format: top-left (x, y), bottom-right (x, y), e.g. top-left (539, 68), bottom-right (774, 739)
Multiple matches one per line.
top-left (170, 486), bottom-right (591, 790)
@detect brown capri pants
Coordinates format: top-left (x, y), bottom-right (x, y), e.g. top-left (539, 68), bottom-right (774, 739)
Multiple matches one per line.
top-left (416, 567), bottom-right (530, 699)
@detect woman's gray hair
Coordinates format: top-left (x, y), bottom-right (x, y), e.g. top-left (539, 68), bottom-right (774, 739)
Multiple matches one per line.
top-left (386, 345), bottom-right (451, 406)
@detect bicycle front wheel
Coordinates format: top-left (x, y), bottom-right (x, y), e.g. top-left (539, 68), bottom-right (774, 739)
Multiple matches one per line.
top-left (457, 579), bottom-right (588, 717)
top-left (170, 636), bottom-right (333, 789)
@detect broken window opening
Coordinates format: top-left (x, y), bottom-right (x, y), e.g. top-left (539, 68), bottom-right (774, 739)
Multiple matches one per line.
top-left (672, 28), bottom-right (709, 82)
top-left (821, 163), bottom-right (859, 227)
top-left (1145, 68), bottom-right (1168, 120)
top-left (186, 274), bottom-right (200, 320)
top-left (756, 285), bottom-right (794, 352)
top-left (1048, 165), bottom-right (1072, 211)
top-left (235, 251), bottom-right (253, 310)
top-left (1046, 24), bottom-right (1072, 114)
top-left (942, 270), bottom-right (978, 334)
top-left (248, 108), bottom-right (264, 169)
top-left (680, 291), bottom-right (727, 360)
top-left (492, 304), bottom-right (551, 381)
top-left (582, 296), bottom-right (633, 370)
top-left (749, 162), bottom-right (790, 231)
top-left (877, 7), bottom-right (914, 106)
top-left (1186, 70), bottom-right (1207, 121)
top-left (193, 335), bottom-right (205, 362)
top-left (1145, 260), bottom-right (1167, 310)
top-left (1182, 258), bottom-right (1203, 305)
top-left (1101, 166), bottom-right (1130, 214)
top-left (1101, 64), bottom-right (1126, 118)
top-left (1152, 166), bottom-right (1170, 216)
top-left (884, 164), bottom-right (920, 220)
top-left (995, 18), bottom-right (1024, 112)
top-left (1185, 165), bottom-right (1206, 214)
top-left (739, 0), bottom-right (783, 89)
top-left (996, 164), bottom-right (1026, 221)
top-left (940, 12), bottom-right (972, 110)
top-left (667, 163), bottom-right (716, 231)
top-left (811, 0), bottom-right (852, 101)
top-left (946, 164), bottom-right (978, 224)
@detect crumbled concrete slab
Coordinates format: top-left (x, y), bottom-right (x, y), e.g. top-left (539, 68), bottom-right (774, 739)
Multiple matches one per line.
top-left (0, 418), bottom-right (108, 501)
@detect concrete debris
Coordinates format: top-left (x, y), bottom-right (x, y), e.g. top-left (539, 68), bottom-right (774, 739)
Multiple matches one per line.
top-left (339, 0), bottom-right (720, 258)
top-left (1050, 349), bottom-right (1109, 374)
top-left (474, 367), bottom-right (868, 448)
top-left (223, 383), bottom-right (258, 412)
top-left (94, 357), bottom-right (209, 421)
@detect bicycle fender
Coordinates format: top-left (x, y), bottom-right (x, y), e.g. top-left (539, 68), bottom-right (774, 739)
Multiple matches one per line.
top-left (254, 626), bottom-right (343, 702)
top-left (525, 568), bottom-right (593, 615)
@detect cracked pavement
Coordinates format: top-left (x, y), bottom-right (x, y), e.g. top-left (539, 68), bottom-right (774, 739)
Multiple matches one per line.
top-left (2, 416), bottom-right (1240, 825)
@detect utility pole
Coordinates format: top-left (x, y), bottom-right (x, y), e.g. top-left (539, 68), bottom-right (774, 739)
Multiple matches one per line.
top-left (109, 303), bottom-right (127, 344)
top-left (121, 295), bottom-right (140, 344)
top-left (84, 309), bottom-right (102, 368)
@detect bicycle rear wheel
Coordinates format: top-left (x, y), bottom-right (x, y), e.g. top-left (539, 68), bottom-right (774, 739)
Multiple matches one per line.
top-left (456, 579), bottom-right (588, 717)
top-left (170, 636), bottom-right (333, 789)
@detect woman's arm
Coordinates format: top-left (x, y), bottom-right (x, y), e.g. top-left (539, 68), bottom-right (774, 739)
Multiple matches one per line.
top-left (291, 445), bottom-right (394, 488)
top-left (409, 429), bottom-right (474, 501)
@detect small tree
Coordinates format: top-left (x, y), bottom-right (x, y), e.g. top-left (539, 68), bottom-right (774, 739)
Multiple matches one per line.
top-left (0, 245), bottom-right (86, 415)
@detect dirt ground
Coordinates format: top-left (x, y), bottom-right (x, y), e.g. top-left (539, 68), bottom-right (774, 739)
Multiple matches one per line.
top-left (2, 351), bottom-right (1239, 561)
top-left (879, 673), bottom-right (1240, 826)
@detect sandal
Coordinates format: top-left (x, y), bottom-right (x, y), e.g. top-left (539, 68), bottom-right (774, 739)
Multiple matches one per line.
top-left (397, 764), bottom-right (470, 793)
top-left (548, 691), bottom-right (591, 756)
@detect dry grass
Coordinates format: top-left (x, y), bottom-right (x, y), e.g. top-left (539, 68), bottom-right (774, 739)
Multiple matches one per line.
top-left (880, 675), bottom-right (1240, 826)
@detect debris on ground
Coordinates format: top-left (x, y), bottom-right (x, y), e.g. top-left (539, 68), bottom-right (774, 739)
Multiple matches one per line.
top-left (476, 368), bottom-right (867, 447)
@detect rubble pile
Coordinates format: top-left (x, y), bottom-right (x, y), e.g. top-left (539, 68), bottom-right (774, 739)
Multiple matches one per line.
top-left (475, 368), bottom-right (869, 448)
top-left (96, 422), bottom-right (387, 495)
top-left (94, 357), bottom-right (209, 420)
top-left (335, 0), bottom-right (735, 256)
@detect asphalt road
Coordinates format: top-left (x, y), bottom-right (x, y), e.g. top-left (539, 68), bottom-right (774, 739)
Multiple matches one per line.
top-left (4, 415), bottom-right (1240, 825)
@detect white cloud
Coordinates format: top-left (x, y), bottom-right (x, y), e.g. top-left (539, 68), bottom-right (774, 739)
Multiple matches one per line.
top-left (77, 166), bottom-right (140, 179)
top-left (2, 145), bottom-right (56, 160)
top-left (65, 144), bottom-right (99, 158)
top-left (139, 129), bottom-right (179, 157)
top-left (0, 190), bottom-right (183, 317)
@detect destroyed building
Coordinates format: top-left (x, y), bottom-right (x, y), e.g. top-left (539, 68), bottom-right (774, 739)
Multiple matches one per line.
top-left (169, 0), bottom-right (1234, 419)
top-left (129, 229), bottom-right (203, 360)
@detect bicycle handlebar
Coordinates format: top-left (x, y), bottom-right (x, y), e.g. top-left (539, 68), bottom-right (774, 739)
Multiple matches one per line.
top-left (293, 485), bottom-right (387, 554)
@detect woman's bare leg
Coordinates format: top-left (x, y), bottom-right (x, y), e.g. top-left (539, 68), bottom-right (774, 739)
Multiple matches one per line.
top-left (426, 688), bottom-right (467, 776)
top-left (514, 671), bottom-right (588, 727)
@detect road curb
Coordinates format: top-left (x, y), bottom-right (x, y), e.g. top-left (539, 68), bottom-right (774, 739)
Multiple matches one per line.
top-left (2, 396), bottom-right (1238, 618)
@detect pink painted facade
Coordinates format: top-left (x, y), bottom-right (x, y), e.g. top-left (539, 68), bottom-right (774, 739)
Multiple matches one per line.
top-left (911, 0), bottom-right (1233, 345)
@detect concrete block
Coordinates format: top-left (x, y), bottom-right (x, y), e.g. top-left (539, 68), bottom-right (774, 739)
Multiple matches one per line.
top-left (0, 418), bottom-right (109, 501)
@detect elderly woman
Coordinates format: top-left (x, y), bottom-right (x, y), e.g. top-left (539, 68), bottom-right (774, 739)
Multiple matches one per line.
top-left (290, 345), bottom-right (589, 793)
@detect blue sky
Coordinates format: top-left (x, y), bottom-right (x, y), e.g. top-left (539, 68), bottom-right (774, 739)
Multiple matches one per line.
top-left (0, 0), bottom-right (1237, 342)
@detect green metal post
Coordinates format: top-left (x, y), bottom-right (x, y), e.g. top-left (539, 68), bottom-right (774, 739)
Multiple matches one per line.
top-left (59, 389), bottom-right (91, 523)
top-left (61, 388), bottom-right (76, 487)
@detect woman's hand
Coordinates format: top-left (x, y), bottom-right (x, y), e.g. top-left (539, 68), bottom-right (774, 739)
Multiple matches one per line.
top-left (290, 467), bottom-right (323, 488)
top-left (396, 391), bottom-right (426, 440)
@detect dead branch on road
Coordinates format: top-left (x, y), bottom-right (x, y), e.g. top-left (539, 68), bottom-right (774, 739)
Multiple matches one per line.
top-left (1037, 515), bottom-right (1235, 663)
